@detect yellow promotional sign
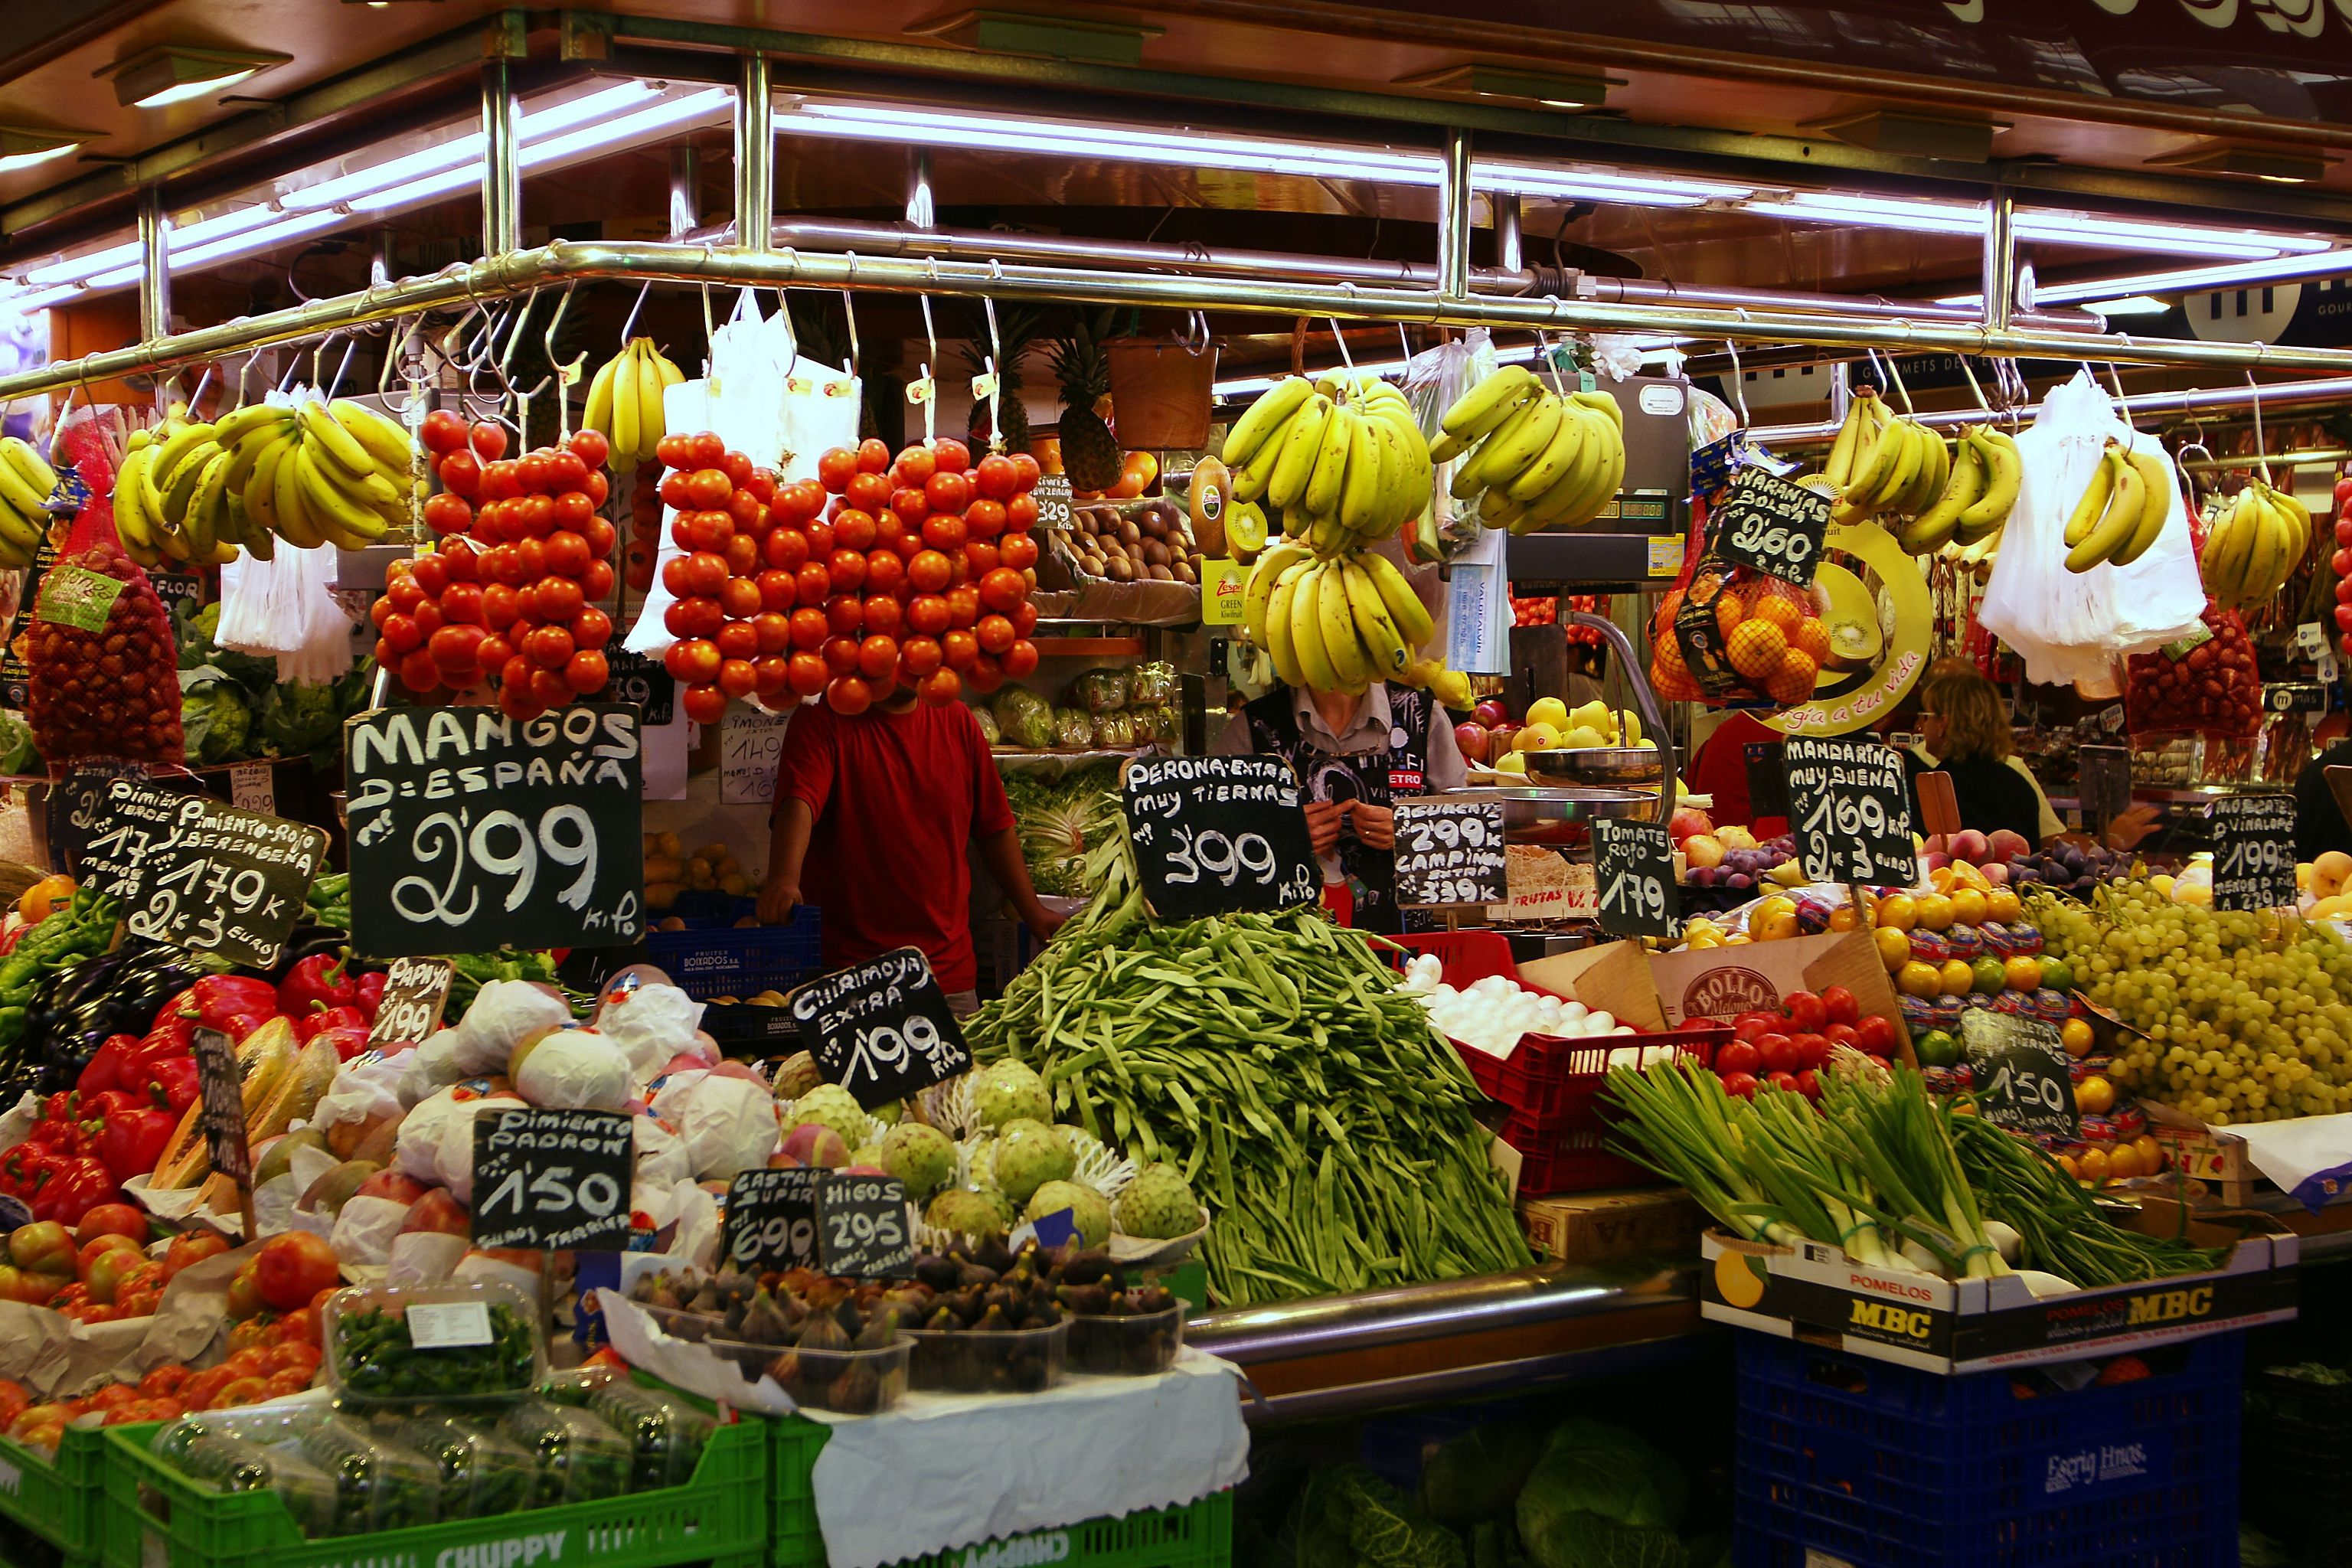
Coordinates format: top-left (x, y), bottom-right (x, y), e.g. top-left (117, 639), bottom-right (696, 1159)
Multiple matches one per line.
top-left (1201, 557), bottom-right (1247, 626)
top-left (1765, 519), bottom-right (1930, 739)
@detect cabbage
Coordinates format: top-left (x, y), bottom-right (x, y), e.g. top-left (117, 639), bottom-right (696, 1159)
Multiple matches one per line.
top-left (992, 685), bottom-right (1054, 750)
top-left (1514, 1421), bottom-right (1687, 1568)
top-left (1053, 707), bottom-right (1095, 748)
top-left (1092, 710), bottom-right (1135, 749)
top-left (973, 704), bottom-right (1001, 745)
top-left (1128, 660), bottom-right (1177, 706)
top-left (1284, 1465), bottom-right (1465, 1568)
top-left (178, 664), bottom-right (253, 763)
top-left (1067, 667), bottom-right (1128, 713)
top-left (1423, 1418), bottom-right (1549, 1527)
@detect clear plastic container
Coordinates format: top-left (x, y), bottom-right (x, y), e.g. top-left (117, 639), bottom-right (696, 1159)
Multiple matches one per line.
top-left (169, 1433), bottom-right (340, 1539)
top-left (541, 1364), bottom-right (625, 1407)
top-left (295, 1414), bottom-right (443, 1535)
top-left (150, 1407), bottom-right (315, 1469)
top-left (323, 1282), bottom-right (544, 1410)
top-left (632, 1301), bottom-right (726, 1344)
top-left (908, 1318), bottom-right (1068, 1394)
top-left (706, 1334), bottom-right (913, 1415)
top-left (1067, 1304), bottom-right (1185, 1377)
top-left (587, 1380), bottom-right (717, 1488)
top-left (492, 1400), bottom-right (635, 1506)
top-left (381, 1412), bottom-right (541, 1521)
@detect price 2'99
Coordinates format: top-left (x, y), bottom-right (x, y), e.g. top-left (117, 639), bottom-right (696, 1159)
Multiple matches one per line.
top-left (392, 805), bottom-right (626, 926)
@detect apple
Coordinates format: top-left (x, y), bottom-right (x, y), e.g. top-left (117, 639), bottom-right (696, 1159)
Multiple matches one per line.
top-left (254, 1231), bottom-right (342, 1312)
top-left (1454, 722), bottom-right (1490, 765)
top-left (1668, 806), bottom-right (1714, 844)
top-left (776, 1122), bottom-right (851, 1168)
top-left (1717, 825), bottom-right (1759, 852)
top-left (1952, 828), bottom-right (1990, 864)
top-left (1985, 828), bottom-right (2030, 861)
top-left (400, 1189), bottom-right (472, 1237)
top-left (354, 1170), bottom-right (430, 1204)
top-left (1682, 834), bottom-right (1726, 870)
top-left (8, 1221), bottom-right (74, 1276)
top-left (1472, 700), bottom-right (1509, 729)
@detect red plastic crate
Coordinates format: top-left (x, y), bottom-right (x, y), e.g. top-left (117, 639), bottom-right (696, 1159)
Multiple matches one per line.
top-left (1385, 931), bottom-right (1729, 1123)
top-left (1499, 1115), bottom-right (1655, 1195)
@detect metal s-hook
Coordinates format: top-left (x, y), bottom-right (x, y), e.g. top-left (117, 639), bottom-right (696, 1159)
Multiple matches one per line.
top-left (1327, 317), bottom-right (1354, 374)
top-left (1722, 333), bottom-right (1751, 431)
top-left (619, 279), bottom-right (653, 347)
top-left (2247, 364), bottom-right (2273, 488)
top-left (981, 286), bottom-right (1004, 454)
top-left (914, 283), bottom-right (939, 443)
top-left (840, 253), bottom-right (861, 378)
top-left (186, 362), bottom-right (218, 417)
top-left (544, 281), bottom-right (582, 443)
top-left (2100, 362), bottom-right (2139, 452)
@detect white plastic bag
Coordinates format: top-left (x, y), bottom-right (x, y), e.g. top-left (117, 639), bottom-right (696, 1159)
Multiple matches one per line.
top-left (1977, 371), bottom-right (2207, 685)
top-left (706, 289), bottom-right (792, 463)
top-left (1402, 329), bottom-right (1496, 565)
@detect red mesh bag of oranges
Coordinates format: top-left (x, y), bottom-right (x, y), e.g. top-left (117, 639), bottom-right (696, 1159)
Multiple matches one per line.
top-left (1648, 557), bottom-right (1831, 710)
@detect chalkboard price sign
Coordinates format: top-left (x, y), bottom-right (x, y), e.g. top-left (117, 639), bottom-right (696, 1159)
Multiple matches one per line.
top-left (1712, 467), bottom-right (1833, 586)
top-left (602, 648), bottom-right (675, 726)
top-left (470, 1108), bottom-right (634, 1252)
top-left (789, 946), bottom-right (972, 1109)
top-left (189, 1027), bottom-right (253, 1189)
top-left (724, 1168), bottom-right (822, 1272)
top-left (1961, 1011), bottom-right (2080, 1142)
top-left (47, 761), bottom-right (157, 877)
top-left (1393, 799), bottom-right (1508, 908)
top-left (815, 1173), bottom-right (916, 1279)
top-left (368, 956), bottom-right (454, 1050)
top-left (1784, 735), bottom-right (1918, 887)
top-left (2211, 792), bottom-right (2296, 913)
top-left (1034, 473), bottom-right (1074, 532)
top-left (1593, 818), bottom-right (1680, 938)
top-left (345, 704), bottom-right (645, 959)
top-left (80, 779), bottom-right (328, 968)
top-left (2076, 745), bottom-right (2133, 825)
top-left (1122, 753), bottom-right (1319, 919)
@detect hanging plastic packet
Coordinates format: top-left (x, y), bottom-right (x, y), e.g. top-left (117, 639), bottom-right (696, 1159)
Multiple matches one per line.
top-left (1400, 329), bottom-right (1495, 565)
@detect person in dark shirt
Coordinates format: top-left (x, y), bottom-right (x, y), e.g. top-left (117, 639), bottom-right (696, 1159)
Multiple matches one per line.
top-left (2295, 737), bottom-right (2352, 861)
top-left (1903, 668), bottom-right (2043, 844)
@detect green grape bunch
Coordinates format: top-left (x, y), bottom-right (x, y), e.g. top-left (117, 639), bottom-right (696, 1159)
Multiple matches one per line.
top-left (2027, 880), bottom-right (2352, 1126)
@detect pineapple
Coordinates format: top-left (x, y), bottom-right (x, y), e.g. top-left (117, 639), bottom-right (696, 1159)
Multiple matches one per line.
top-left (1049, 309), bottom-right (1122, 492)
top-left (964, 304), bottom-right (1037, 456)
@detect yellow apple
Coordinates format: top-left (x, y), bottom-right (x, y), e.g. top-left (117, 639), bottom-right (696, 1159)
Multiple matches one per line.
top-left (1513, 721), bottom-right (1562, 752)
top-left (1525, 697), bottom-right (1570, 730)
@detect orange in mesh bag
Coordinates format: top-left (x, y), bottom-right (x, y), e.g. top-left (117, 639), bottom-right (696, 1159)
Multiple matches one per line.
top-left (1651, 562), bottom-right (1826, 709)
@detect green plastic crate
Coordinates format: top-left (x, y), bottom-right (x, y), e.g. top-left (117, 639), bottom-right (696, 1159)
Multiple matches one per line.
top-left (766, 1406), bottom-right (1227, 1568)
top-left (100, 1383), bottom-right (764, 1568)
top-left (0, 1419), bottom-right (149, 1563)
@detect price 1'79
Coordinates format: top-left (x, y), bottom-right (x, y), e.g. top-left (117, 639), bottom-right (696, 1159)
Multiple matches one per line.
top-left (1599, 866), bottom-right (1670, 926)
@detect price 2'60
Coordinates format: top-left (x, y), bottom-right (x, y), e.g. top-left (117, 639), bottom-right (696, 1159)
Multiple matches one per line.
top-left (1729, 514), bottom-right (1815, 570)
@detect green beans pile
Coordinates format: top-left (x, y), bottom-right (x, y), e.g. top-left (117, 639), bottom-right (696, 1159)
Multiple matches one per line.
top-left (970, 802), bottom-right (1531, 1306)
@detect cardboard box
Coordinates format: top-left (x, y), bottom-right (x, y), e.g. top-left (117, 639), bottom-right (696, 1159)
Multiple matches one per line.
top-left (1520, 1187), bottom-right (1704, 1264)
top-left (1644, 929), bottom-right (1911, 1060)
top-left (1519, 940), bottom-right (1669, 1031)
top-left (1701, 1200), bottom-right (2298, 1374)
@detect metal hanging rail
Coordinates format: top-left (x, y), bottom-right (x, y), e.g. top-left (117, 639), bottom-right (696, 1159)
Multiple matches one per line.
top-left (8, 240), bottom-right (2352, 407)
top-left (1752, 375), bottom-right (2352, 446)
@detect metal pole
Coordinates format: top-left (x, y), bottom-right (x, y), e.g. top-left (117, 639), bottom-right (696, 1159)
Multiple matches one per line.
top-left (733, 52), bottom-right (773, 253)
top-left (1982, 186), bottom-right (2015, 334)
top-left (668, 145), bottom-right (701, 240)
top-left (136, 188), bottom-right (171, 344)
top-left (1438, 127), bottom-right (1473, 299)
top-left (1756, 373), bottom-right (2352, 446)
top-left (1493, 193), bottom-right (1522, 276)
top-left (6, 239), bottom-right (2352, 403)
top-left (480, 57), bottom-right (521, 258)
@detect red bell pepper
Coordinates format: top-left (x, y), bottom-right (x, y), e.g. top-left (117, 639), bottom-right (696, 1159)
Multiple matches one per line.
top-left (309, 1024), bottom-right (374, 1063)
top-left (278, 954), bottom-right (357, 1021)
top-left (293, 1005), bottom-right (368, 1042)
top-left (159, 975), bottom-right (278, 1042)
top-left (139, 1055), bottom-right (199, 1115)
top-left (353, 971), bottom-right (385, 1024)
top-left (0, 1144), bottom-right (59, 1200)
top-left (76, 1034), bottom-right (142, 1096)
top-left (31, 1157), bottom-right (119, 1226)
top-left (90, 1106), bottom-right (176, 1184)
top-left (26, 1094), bottom-right (89, 1157)
top-left (75, 1089), bottom-right (144, 1129)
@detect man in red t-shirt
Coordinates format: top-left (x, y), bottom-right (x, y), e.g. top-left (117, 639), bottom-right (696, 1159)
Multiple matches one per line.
top-left (759, 693), bottom-right (1062, 1012)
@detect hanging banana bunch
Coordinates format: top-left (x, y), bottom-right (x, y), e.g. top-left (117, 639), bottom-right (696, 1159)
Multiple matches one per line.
top-left (2199, 473), bottom-right (2309, 607)
top-left (2057, 439), bottom-right (2177, 575)
top-left (582, 336), bottom-right (684, 467)
top-left (1886, 426), bottom-right (2024, 555)
top-left (1220, 370), bottom-right (1433, 557)
top-left (0, 436), bottom-right (57, 569)
top-left (1239, 537), bottom-right (1436, 696)
top-left (1429, 364), bottom-right (1625, 534)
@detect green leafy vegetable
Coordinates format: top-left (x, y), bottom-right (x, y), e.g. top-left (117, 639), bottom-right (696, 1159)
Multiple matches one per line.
top-left (1423, 1418), bottom-right (1550, 1528)
top-left (1514, 1421), bottom-right (1687, 1568)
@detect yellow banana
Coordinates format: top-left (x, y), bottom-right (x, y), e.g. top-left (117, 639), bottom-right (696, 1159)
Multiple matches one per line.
top-left (182, 449), bottom-right (237, 559)
top-left (1361, 550), bottom-right (1434, 647)
top-left (1450, 394), bottom-right (1545, 499)
top-left (633, 338), bottom-right (667, 462)
top-left (211, 401), bottom-right (294, 449)
top-left (2063, 448), bottom-right (2122, 548)
top-left (1367, 418), bottom-right (1406, 536)
top-left (1956, 430), bottom-right (2021, 542)
top-left (1337, 412), bottom-right (1382, 537)
top-left (1504, 397), bottom-right (1590, 503)
top-left (0, 438), bottom-right (57, 504)
top-left (1289, 561), bottom-right (1338, 691)
top-left (1473, 391), bottom-right (1563, 495)
top-left (1318, 561), bottom-right (1372, 691)
top-left (582, 354), bottom-right (619, 444)
top-left (1841, 402), bottom-right (1901, 506)
top-left (270, 442), bottom-right (325, 549)
top-left (2066, 452), bottom-right (2145, 573)
top-left (611, 341), bottom-right (641, 469)
top-left (1439, 365), bottom-right (1538, 439)
top-left (297, 400), bottom-right (374, 482)
top-left (653, 348), bottom-right (684, 389)
top-left (1221, 377), bottom-right (1314, 469)
top-left (1304, 405), bottom-right (1357, 521)
top-left (149, 420), bottom-right (217, 488)
top-left (2108, 446), bottom-right (2174, 569)
top-left (1341, 558), bottom-right (1409, 676)
top-left (328, 400), bottom-right (415, 473)
top-left (1898, 438), bottom-right (1984, 554)
top-left (1266, 394), bottom-right (1334, 512)
top-left (1264, 569), bottom-right (1305, 688)
top-left (294, 445), bottom-right (387, 548)
top-left (1821, 395), bottom-right (1872, 490)
top-left (112, 448), bottom-right (158, 553)
top-left (1243, 542), bottom-right (1314, 642)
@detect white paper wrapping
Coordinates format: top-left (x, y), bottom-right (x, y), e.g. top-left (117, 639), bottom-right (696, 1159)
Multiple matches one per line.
top-left (596, 1287), bottom-right (799, 1416)
top-left (2213, 1112), bottom-right (2352, 1211)
top-left (802, 1350), bottom-right (1250, 1568)
top-left (651, 1068), bottom-right (780, 1178)
top-left (329, 1194), bottom-right (415, 1266)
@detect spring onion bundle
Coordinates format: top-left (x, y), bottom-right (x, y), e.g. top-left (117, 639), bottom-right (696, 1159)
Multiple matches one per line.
top-left (1952, 1114), bottom-right (2226, 1286)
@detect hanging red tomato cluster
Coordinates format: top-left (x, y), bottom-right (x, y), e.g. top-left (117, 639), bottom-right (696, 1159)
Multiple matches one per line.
top-left (368, 413), bottom-right (618, 720)
top-left (658, 433), bottom-right (1042, 723)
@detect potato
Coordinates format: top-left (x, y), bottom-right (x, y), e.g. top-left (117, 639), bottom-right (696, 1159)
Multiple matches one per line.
top-left (1148, 564), bottom-right (1174, 581)
top-left (1142, 539), bottom-right (1169, 567)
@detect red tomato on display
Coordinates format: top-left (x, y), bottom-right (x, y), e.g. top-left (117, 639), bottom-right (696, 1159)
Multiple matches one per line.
top-left (1781, 990), bottom-right (1828, 1033)
top-left (1819, 985), bottom-right (1860, 1027)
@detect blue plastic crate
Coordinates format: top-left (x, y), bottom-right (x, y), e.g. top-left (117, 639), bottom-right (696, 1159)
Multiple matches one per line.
top-left (645, 905), bottom-right (822, 1000)
top-left (1733, 1330), bottom-right (2240, 1568)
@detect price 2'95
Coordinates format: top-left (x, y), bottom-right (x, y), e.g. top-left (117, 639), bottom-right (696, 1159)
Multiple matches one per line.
top-left (826, 1204), bottom-right (905, 1256)
top-left (393, 805), bottom-right (624, 926)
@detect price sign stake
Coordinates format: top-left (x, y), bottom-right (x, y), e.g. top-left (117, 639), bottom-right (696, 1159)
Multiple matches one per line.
top-left (2210, 792), bottom-right (2296, 913)
top-left (470, 1108), bottom-right (634, 1251)
top-left (78, 779), bottom-right (328, 968)
top-left (1784, 734), bottom-right (1918, 887)
top-left (1712, 468), bottom-right (1831, 587)
top-left (345, 704), bottom-right (645, 958)
top-left (789, 946), bottom-right (972, 1109)
top-left (191, 1027), bottom-right (254, 1236)
top-left (1122, 754), bottom-right (1319, 919)
top-left (815, 1172), bottom-right (916, 1279)
top-left (1593, 818), bottom-right (1680, 938)
top-left (724, 1168), bottom-right (822, 1272)
top-left (1960, 1011), bottom-right (2080, 1141)
top-left (1393, 799), bottom-right (1508, 909)
top-left (368, 956), bottom-right (455, 1050)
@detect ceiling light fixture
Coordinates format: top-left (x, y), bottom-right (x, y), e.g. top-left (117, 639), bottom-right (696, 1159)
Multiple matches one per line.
top-left (1801, 109), bottom-right (2002, 163)
top-left (0, 126), bottom-right (91, 176)
top-left (2079, 295), bottom-right (2174, 318)
top-left (908, 9), bottom-right (1161, 67)
top-left (1939, 247), bottom-right (2352, 308)
top-left (2149, 142), bottom-right (2330, 185)
top-left (105, 46), bottom-right (288, 110)
top-left (1395, 64), bottom-right (1612, 111)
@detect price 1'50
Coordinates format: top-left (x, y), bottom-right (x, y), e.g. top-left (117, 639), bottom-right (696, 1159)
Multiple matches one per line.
top-left (1981, 1063), bottom-right (2069, 1116)
top-left (476, 1163), bottom-right (622, 1223)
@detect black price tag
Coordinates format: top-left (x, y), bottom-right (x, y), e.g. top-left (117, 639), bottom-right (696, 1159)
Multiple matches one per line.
top-left (1711, 468), bottom-right (1832, 586)
top-left (602, 649), bottom-right (675, 727)
top-left (1784, 734), bottom-right (1918, 886)
top-left (815, 1172), bottom-right (916, 1279)
top-left (1122, 753), bottom-right (1319, 919)
top-left (2077, 745), bottom-right (2132, 824)
top-left (2211, 792), bottom-right (2296, 913)
top-left (470, 1107), bottom-right (634, 1252)
top-left (150, 570), bottom-right (205, 623)
top-left (1743, 740), bottom-right (1789, 820)
top-left (1593, 818), bottom-right (1680, 938)
top-left (80, 779), bottom-right (327, 968)
top-left (46, 761), bottom-right (161, 875)
top-left (788, 946), bottom-right (972, 1110)
top-left (368, 956), bottom-right (454, 1050)
top-left (189, 1027), bottom-right (252, 1188)
top-left (1961, 1011), bottom-right (2079, 1141)
top-left (345, 704), bottom-right (646, 959)
top-left (724, 1168), bottom-right (821, 1272)
top-left (1393, 799), bottom-right (1507, 908)
top-left (1034, 473), bottom-right (1074, 532)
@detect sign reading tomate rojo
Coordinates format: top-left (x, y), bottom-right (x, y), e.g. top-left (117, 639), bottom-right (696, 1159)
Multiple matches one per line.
top-left (344, 704), bottom-right (645, 958)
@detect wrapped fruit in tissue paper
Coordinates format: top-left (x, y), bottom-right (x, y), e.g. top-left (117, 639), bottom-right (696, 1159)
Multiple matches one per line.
top-left (510, 1027), bottom-right (631, 1112)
